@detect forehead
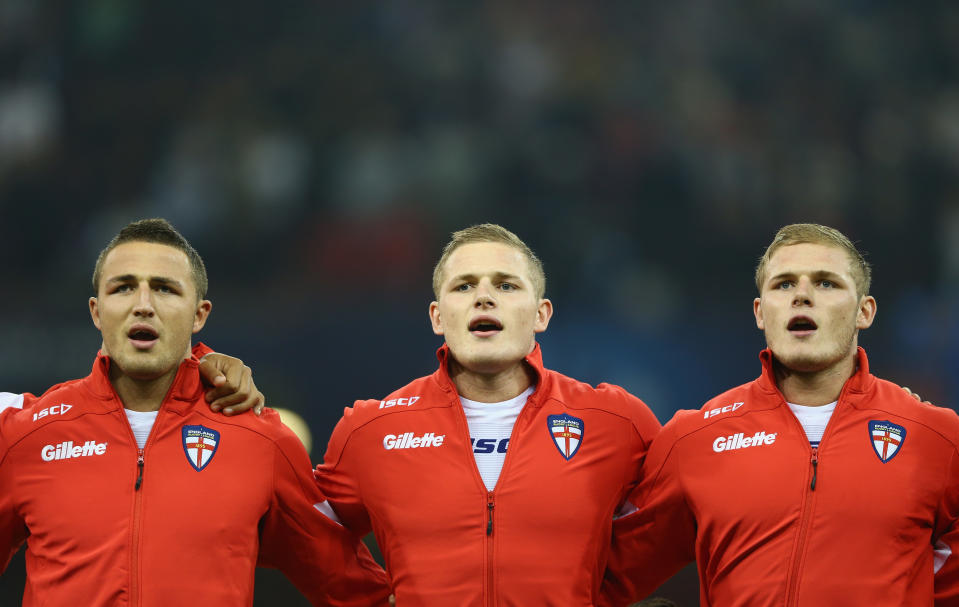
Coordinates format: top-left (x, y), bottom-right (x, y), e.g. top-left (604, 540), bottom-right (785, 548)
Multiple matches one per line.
top-left (101, 241), bottom-right (192, 282)
top-left (766, 242), bottom-right (854, 277)
top-left (440, 242), bottom-right (532, 282)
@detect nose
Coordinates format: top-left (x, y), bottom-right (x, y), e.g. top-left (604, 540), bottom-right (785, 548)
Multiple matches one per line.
top-left (132, 284), bottom-right (155, 317)
top-left (473, 281), bottom-right (496, 309)
top-left (792, 278), bottom-right (813, 306)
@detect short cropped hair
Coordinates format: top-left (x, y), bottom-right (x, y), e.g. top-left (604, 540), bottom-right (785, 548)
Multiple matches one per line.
top-left (92, 218), bottom-right (208, 299)
top-left (432, 224), bottom-right (546, 300)
top-left (755, 223), bottom-right (871, 298)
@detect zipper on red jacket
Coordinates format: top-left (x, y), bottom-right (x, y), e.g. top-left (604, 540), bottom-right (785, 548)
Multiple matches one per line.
top-left (124, 408), bottom-right (166, 607)
top-left (486, 492), bottom-right (494, 536)
top-left (784, 446), bottom-right (820, 606)
top-left (782, 381), bottom-right (850, 606)
top-left (486, 491), bottom-right (495, 607)
top-left (135, 450), bottom-right (144, 490)
top-left (809, 447), bottom-right (818, 491)
top-left (448, 383), bottom-right (538, 607)
top-left (131, 448), bottom-right (145, 605)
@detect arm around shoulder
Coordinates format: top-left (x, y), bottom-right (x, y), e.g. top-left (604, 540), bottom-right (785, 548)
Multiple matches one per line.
top-left (259, 418), bottom-right (390, 606)
top-left (602, 413), bottom-right (697, 606)
top-left (314, 404), bottom-right (375, 536)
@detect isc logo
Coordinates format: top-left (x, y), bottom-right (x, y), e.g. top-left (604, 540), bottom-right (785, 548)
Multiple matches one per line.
top-left (471, 438), bottom-right (509, 454)
top-left (704, 402), bottom-right (743, 419)
top-left (33, 404), bottom-right (72, 422)
top-left (379, 396), bottom-right (420, 409)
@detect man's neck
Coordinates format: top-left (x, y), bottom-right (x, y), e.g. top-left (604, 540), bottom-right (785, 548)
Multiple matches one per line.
top-left (774, 354), bottom-right (856, 406)
top-left (449, 359), bottom-right (535, 403)
top-left (109, 366), bottom-right (179, 412)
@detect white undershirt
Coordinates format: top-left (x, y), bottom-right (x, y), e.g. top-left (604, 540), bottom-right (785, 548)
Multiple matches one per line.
top-left (787, 401), bottom-right (837, 447)
top-left (124, 409), bottom-right (159, 449)
top-left (460, 386), bottom-right (533, 491)
top-left (0, 393), bottom-right (24, 413)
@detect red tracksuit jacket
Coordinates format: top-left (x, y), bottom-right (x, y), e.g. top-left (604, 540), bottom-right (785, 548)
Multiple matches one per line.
top-left (0, 351), bottom-right (389, 607)
top-left (315, 344), bottom-right (661, 606)
top-left (602, 347), bottom-right (959, 607)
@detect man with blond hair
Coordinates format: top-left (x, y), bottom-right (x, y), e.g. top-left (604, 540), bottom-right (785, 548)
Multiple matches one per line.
top-left (603, 223), bottom-right (959, 606)
top-left (314, 223), bottom-right (662, 605)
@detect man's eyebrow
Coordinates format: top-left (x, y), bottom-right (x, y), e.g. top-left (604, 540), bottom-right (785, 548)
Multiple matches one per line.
top-left (449, 272), bottom-right (478, 283)
top-left (449, 271), bottom-right (523, 283)
top-left (767, 270), bottom-right (846, 282)
top-left (104, 275), bottom-right (184, 288)
top-left (150, 276), bottom-right (183, 287)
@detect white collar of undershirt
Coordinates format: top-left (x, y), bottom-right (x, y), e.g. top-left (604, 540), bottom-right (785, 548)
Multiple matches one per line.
top-left (787, 400), bottom-right (837, 445)
top-left (124, 409), bottom-right (159, 450)
top-left (459, 386), bottom-right (534, 422)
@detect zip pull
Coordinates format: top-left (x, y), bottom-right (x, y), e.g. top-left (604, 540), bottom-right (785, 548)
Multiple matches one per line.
top-left (486, 493), bottom-right (494, 536)
top-left (135, 450), bottom-right (145, 490)
top-left (809, 447), bottom-right (818, 491)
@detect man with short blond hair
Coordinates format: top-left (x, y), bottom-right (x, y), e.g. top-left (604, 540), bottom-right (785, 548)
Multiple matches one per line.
top-left (316, 223), bottom-right (661, 605)
top-left (603, 223), bottom-right (959, 606)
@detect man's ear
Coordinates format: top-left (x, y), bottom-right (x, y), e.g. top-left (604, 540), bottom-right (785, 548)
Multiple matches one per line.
top-left (753, 297), bottom-right (764, 330)
top-left (429, 301), bottom-right (444, 336)
top-left (89, 297), bottom-right (101, 330)
top-left (856, 295), bottom-right (877, 330)
top-left (192, 300), bottom-right (213, 333)
top-left (534, 299), bottom-right (553, 333)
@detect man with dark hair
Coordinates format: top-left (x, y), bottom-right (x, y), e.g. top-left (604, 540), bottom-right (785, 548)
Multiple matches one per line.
top-left (6, 217), bottom-right (263, 418)
top-left (312, 223), bottom-right (662, 605)
top-left (602, 224), bottom-right (959, 606)
top-left (0, 218), bottom-right (389, 606)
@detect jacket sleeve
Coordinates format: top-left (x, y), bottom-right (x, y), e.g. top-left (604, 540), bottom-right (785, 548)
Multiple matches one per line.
top-left (0, 411), bottom-right (29, 574)
top-left (600, 417), bottom-right (697, 606)
top-left (314, 406), bottom-right (374, 536)
top-left (616, 387), bottom-right (663, 502)
top-left (934, 447), bottom-right (959, 604)
top-left (258, 421), bottom-right (390, 607)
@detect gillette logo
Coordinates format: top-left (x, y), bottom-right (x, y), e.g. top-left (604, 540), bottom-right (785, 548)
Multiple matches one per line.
top-left (383, 432), bottom-right (445, 450)
top-left (712, 431), bottom-right (777, 453)
top-left (41, 440), bottom-right (108, 461)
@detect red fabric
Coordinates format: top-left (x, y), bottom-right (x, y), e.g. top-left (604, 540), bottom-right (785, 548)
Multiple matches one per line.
top-left (0, 353), bottom-right (389, 607)
top-left (603, 347), bottom-right (959, 607)
top-left (316, 343), bottom-right (661, 606)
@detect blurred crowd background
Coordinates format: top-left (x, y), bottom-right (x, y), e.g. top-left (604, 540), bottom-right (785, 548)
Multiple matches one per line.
top-left (1, 1), bottom-right (957, 604)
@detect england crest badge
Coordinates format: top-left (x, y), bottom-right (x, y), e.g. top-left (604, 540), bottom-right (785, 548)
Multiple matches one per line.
top-left (869, 420), bottom-right (905, 463)
top-left (548, 413), bottom-right (584, 461)
top-left (182, 425), bottom-right (220, 472)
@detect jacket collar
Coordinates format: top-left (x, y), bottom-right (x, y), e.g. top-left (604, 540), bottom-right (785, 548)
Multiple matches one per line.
top-left (757, 346), bottom-right (875, 397)
top-left (84, 351), bottom-right (204, 415)
top-left (432, 342), bottom-right (549, 406)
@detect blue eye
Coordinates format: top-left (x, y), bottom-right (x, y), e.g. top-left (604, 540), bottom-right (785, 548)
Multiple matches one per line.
top-left (777, 281), bottom-right (793, 290)
top-left (456, 283), bottom-right (472, 292)
top-left (819, 280), bottom-right (833, 288)
top-left (500, 283), bottom-right (516, 291)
